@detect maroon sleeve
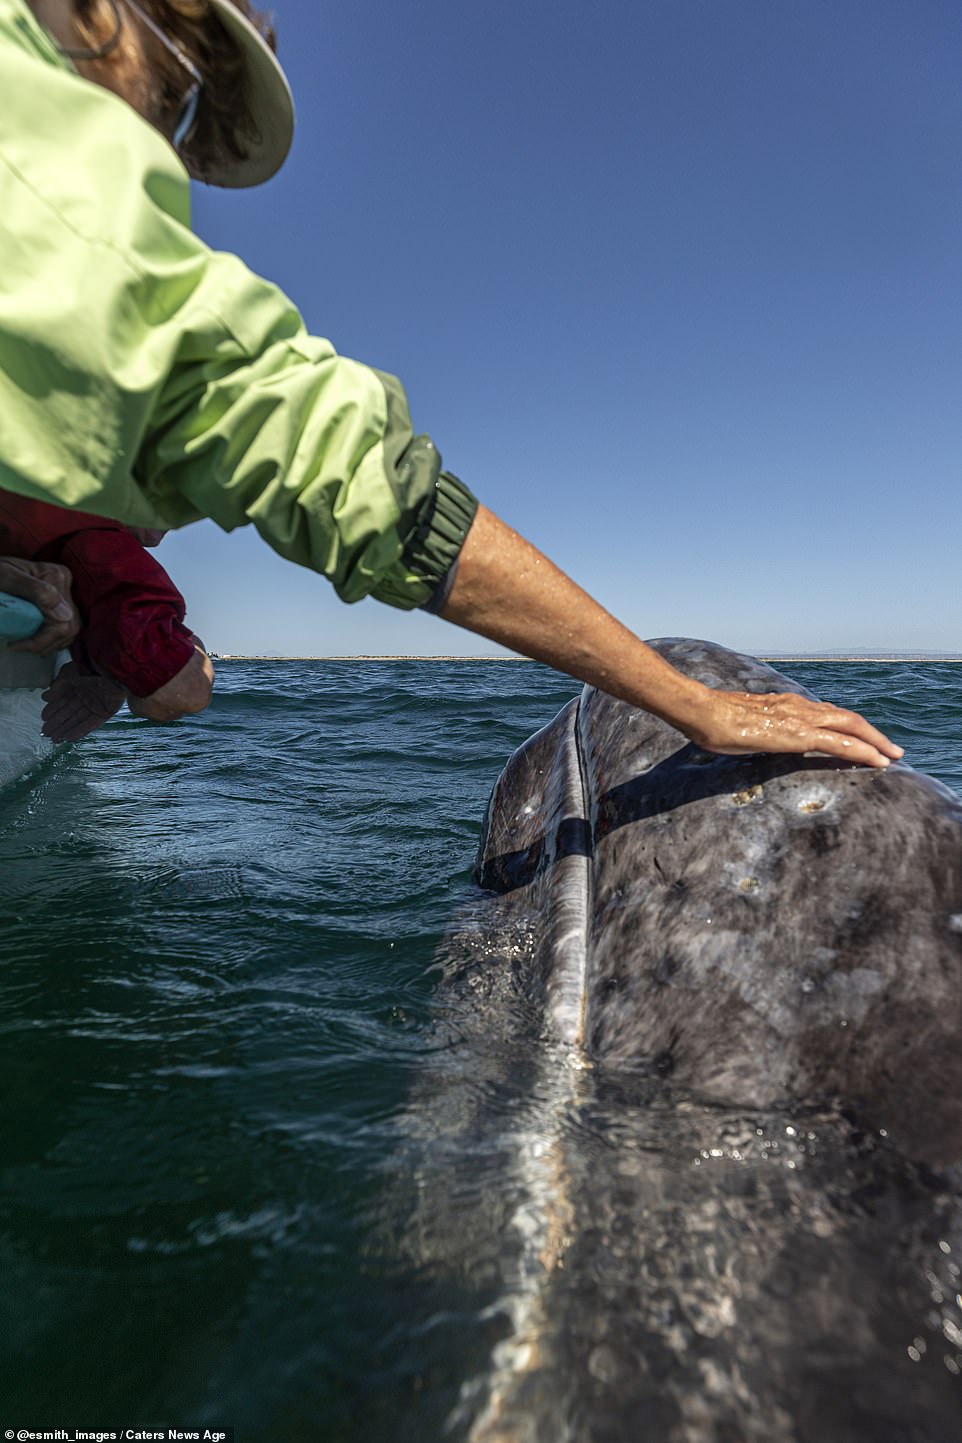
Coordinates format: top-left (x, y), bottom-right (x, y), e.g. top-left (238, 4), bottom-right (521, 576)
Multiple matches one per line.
top-left (54, 530), bottom-right (196, 697)
top-left (0, 490), bottom-right (195, 697)
top-left (0, 490), bottom-right (104, 553)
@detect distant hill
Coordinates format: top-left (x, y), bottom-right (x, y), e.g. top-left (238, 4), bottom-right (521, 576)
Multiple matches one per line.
top-left (760, 650), bottom-right (962, 661)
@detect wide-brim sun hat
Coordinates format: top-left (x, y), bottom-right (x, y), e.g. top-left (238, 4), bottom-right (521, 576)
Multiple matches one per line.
top-left (206, 0), bottom-right (295, 187)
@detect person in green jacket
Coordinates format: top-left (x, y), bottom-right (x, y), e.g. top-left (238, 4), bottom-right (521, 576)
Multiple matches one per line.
top-left (0, 0), bottom-right (902, 768)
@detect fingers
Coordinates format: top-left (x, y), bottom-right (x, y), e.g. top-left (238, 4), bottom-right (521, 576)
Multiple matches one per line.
top-left (12, 623), bottom-right (72, 656)
top-left (42, 713), bottom-right (84, 742)
top-left (40, 668), bottom-right (125, 740)
top-left (0, 557), bottom-right (73, 615)
top-left (41, 677), bottom-right (92, 740)
top-left (696, 692), bottom-right (903, 771)
top-left (41, 696), bottom-right (99, 741)
top-left (790, 698), bottom-right (903, 767)
top-left (1, 558), bottom-right (80, 654)
top-left (765, 697), bottom-right (903, 767)
top-left (794, 726), bottom-right (895, 770)
top-left (42, 695), bottom-right (111, 741)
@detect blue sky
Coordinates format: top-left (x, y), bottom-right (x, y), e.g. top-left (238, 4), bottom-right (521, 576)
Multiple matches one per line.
top-left (163, 0), bottom-right (960, 655)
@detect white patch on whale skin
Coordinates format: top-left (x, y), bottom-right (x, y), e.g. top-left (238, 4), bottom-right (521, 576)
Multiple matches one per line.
top-left (793, 785), bottom-right (837, 815)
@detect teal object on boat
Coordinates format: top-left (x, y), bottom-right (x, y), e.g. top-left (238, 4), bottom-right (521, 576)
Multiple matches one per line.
top-left (0, 592), bottom-right (43, 641)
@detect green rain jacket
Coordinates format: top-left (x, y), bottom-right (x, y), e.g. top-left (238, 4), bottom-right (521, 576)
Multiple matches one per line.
top-left (0, 0), bottom-right (477, 609)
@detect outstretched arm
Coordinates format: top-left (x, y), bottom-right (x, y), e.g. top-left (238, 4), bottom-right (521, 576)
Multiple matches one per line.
top-left (441, 506), bottom-right (902, 770)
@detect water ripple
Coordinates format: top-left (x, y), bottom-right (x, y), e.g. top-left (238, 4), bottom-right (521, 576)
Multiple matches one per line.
top-left (1, 658), bottom-right (959, 1437)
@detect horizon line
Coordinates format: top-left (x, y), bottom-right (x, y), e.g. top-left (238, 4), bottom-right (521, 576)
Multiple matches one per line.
top-left (208, 651), bottom-right (962, 663)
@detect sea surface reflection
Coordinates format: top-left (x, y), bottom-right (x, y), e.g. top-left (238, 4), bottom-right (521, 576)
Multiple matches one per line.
top-left (1, 658), bottom-right (960, 1440)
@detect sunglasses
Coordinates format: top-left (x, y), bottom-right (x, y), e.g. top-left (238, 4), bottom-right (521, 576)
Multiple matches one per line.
top-left (121, 0), bottom-right (203, 154)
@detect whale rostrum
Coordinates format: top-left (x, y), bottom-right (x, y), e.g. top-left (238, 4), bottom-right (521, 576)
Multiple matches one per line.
top-left (474, 638), bottom-right (962, 1167)
top-left (398, 640), bottom-right (962, 1443)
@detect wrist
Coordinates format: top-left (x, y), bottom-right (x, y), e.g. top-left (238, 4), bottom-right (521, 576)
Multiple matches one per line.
top-left (646, 672), bottom-right (716, 737)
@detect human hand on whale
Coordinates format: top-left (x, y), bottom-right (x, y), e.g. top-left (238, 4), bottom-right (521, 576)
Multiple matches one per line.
top-left (442, 506), bottom-right (903, 770)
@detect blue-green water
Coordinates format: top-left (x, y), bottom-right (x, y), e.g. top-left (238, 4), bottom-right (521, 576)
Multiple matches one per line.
top-left (2, 658), bottom-right (961, 1441)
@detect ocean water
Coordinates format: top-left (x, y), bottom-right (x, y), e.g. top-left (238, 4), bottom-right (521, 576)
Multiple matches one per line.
top-left (1, 657), bottom-right (960, 1441)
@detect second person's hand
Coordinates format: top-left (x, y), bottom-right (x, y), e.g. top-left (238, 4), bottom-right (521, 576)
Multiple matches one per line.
top-left (0, 556), bottom-right (80, 654)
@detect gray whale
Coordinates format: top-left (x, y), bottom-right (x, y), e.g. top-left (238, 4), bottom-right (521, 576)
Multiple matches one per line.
top-left (475, 638), bottom-right (962, 1167)
top-left (395, 640), bottom-right (962, 1443)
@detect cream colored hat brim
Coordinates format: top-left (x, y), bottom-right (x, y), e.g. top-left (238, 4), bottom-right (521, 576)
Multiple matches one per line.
top-left (202, 0), bottom-right (295, 187)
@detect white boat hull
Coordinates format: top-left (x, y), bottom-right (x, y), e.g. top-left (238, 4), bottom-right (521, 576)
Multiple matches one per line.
top-left (0, 647), bottom-right (55, 788)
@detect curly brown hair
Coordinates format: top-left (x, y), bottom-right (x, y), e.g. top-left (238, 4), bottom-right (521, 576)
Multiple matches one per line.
top-left (75, 0), bottom-right (279, 179)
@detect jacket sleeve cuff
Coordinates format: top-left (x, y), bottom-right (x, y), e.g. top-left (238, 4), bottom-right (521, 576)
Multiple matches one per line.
top-left (371, 470), bottom-right (478, 611)
top-left (407, 470), bottom-right (478, 589)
